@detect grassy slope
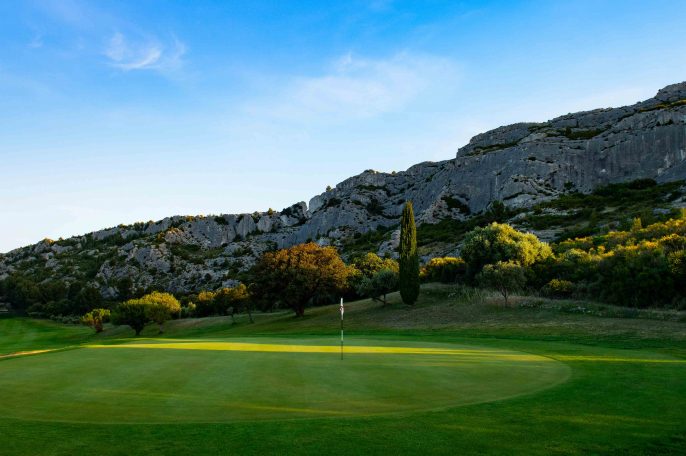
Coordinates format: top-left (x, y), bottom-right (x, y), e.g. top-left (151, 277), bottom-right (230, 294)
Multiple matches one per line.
top-left (1, 285), bottom-right (685, 455)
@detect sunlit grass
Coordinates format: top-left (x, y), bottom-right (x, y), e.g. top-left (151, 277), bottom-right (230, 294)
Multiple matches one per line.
top-left (0, 337), bottom-right (569, 423)
top-left (86, 340), bottom-right (554, 361)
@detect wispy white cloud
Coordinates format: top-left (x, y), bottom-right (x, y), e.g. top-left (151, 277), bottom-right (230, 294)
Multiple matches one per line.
top-left (104, 32), bottom-right (186, 72)
top-left (245, 52), bottom-right (459, 123)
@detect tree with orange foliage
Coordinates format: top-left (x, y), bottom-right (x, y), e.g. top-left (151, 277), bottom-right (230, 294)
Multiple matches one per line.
top-left (250, 243), bottom-right (350, 316)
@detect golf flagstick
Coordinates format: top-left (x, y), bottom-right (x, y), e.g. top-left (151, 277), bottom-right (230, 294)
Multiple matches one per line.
top-left (340, 297), bottom-right (344, 360)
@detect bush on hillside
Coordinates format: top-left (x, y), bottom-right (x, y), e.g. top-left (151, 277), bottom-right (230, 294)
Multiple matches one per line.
top-left (420, 257), bottom-right (466, 283)
top-left (541, 279), bottom-right (575, 298)
top-left (81, 308), bottom-right (111, 333)
top-left (462, 223), bottom-right (552, 279)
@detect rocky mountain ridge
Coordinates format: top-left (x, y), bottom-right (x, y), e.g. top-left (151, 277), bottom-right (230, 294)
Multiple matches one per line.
top-left (1, 81), bottom-right (685, 297)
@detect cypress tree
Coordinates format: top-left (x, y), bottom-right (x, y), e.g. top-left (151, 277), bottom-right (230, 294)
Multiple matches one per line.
top-left (399, 201), bottom-right (420, 305)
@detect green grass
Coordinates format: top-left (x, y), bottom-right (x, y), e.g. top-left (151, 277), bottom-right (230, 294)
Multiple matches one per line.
top-left (0, 338), bottom-right (568, 424)
top-left (0, 317), bottom-right (93, 354)
top-left (1, 285), bottom-right (685, 455)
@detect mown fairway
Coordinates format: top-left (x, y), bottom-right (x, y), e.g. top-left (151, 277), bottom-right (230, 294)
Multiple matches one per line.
top-left (0, 338), bottom-right (568, 423)
top-left (1, 285), bottom-right (685, 455)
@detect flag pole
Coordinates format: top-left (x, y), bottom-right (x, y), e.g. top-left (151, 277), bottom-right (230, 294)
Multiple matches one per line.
top-left (340, 297), bottom-right (344, 360)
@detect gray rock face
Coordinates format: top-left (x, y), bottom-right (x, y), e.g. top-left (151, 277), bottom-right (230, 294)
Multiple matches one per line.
top-left (1, 82), bottom-right (685, 297)
top-left (301, 81), bottom-right (686, 234)
top-left (235, 215), bottom-right (257, 239)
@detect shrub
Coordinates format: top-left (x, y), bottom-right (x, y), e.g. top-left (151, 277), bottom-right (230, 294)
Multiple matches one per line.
top-left (420, 257), bottom-right (466, 283)
top-left (81, 308), bottom-right (111, 333)
top-left (541, 279), bottom-right (575, 298)
top-left (180, 302), bottom-right (196, 318)
top-left (195, 290), bottom-right (219, 317)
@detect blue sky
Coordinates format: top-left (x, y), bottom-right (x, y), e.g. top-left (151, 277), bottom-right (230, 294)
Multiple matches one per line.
top-left (1, 0), bottom-right (686, 252)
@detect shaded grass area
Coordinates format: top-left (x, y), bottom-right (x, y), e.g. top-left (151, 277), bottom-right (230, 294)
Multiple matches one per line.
top-left (1, 284), bottom-right (685, 455)
top-left (0, 317), bottom-right (93, 355)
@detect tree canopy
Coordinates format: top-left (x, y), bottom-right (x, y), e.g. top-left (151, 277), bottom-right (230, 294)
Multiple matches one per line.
top-left (112, 299), bottom-right (148, 336)
top-left (478, 261), bottom-right (526, 305)
top-left (355, 268), bottom-right (399, 306)
top-left (462, 222), bottom-right (552, 278)
top-left (249, 243), bottom-right (350, 316)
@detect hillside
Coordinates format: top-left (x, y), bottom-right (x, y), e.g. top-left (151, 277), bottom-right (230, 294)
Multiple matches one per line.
top-left (1, 82), bottom-right (685, 299)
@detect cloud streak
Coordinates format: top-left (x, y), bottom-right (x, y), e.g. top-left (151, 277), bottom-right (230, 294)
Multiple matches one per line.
top-left (246, 52), bottom-right (459, 123)
top-left (105, 32), bottom-right (186, 72)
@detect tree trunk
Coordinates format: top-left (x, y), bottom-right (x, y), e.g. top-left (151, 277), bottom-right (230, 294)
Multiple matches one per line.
top-left (294, 303), bottom-right (305, 317)
top-left (246, 304), bottom-right (254, 323)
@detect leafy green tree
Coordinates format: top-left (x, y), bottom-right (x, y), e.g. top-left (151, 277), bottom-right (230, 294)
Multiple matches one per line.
top-left (250, 243), bottom-right (350, 316)
top-left (112, 300), bottom-right (148, 336)
top-left (81, 308), bottom-right (111, 333)
top-left (0, 273), bottom-right (40, 312)
top-left (348, 252), bottom-right (399, 292)
top-left (462, 223), bottom-right (552, 279)
top-left (478, 261), bottom-right (527, 305)
top-left (214, 284), bottom-right (253, 323)
top-left (352, 252), bottom-right (399, 277)
top-left (596, 244), bottom-right (674, 307)
top-left (399, 201), bottom-right (420, 305)
top-left (141, 292), bottom-right (181, 333)
top-left (355, 269), bottom-right (399, 306)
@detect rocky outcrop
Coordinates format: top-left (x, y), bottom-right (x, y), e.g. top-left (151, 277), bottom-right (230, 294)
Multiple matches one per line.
top-left (1, 82), bottom-right (685, 297)
top-left (299, 81), bottom-right (686, 239)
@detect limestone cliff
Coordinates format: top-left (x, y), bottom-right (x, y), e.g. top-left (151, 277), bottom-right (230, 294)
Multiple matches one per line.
top-left (1, 82), bottom-right (685, 297)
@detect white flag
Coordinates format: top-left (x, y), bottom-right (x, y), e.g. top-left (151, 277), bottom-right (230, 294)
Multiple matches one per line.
top-left (340, 298), bottom-right (344, 318)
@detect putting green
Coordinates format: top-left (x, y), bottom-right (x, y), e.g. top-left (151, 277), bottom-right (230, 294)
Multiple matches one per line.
top-left (0, 338), bottom-right (570, 423)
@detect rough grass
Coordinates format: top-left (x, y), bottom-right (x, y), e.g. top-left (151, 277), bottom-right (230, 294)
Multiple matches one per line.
top-left (1, 285), bottom-right (685, 455)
